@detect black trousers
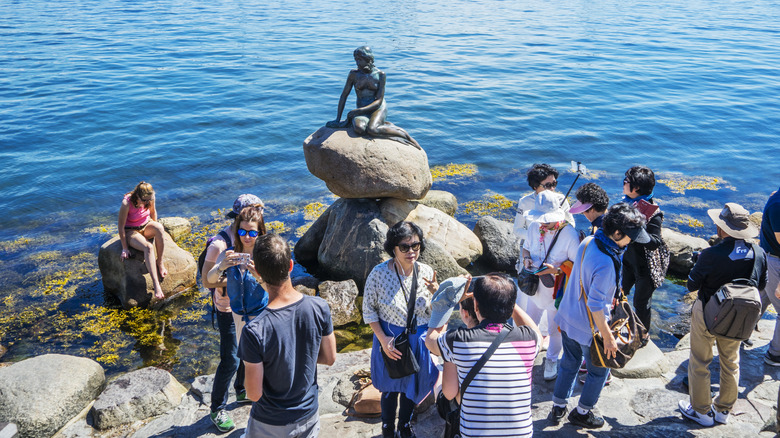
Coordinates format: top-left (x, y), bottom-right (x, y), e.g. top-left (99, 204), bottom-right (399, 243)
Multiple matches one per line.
top-left (622, 261), bottom-right (656, 330)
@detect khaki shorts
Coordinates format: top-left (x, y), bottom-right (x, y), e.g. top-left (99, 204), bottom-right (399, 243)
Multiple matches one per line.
top-left (243, 412), bottom-right (319, 438)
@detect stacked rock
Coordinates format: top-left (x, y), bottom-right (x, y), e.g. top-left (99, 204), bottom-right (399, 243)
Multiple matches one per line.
top-left (296, 126), bottom-right (483, 290)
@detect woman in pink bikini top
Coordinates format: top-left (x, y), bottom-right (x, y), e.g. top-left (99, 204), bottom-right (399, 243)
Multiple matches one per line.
top-left (117, 181), bottom-right (168, 300)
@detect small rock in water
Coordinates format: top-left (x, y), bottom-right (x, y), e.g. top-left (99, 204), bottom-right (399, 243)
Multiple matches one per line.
top-left (158, 217), bottom-right (191, 241)
top-left (417, 190), bottom-right (458, 216)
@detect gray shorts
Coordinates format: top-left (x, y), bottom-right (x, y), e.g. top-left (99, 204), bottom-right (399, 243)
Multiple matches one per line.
top-left (243, 412), bottom-right (319, 438)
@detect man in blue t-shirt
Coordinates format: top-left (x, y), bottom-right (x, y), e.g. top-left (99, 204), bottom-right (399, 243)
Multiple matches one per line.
top-left (760, 188), bottom-right (780, 367)
top-left (238, 234), bottom-right (336, 438)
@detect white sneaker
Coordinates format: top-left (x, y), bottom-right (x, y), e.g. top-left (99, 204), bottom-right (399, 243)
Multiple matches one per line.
top-left (544, 358), bottom-right (558, 381)
top-left (712, 407), bottom-right (729, 424)
top-left (678, 400), bottom-right (714, 427)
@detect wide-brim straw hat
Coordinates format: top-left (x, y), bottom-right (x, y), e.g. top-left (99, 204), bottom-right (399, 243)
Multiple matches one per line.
top-left (707, 203), bottom-right (758, 239)
top-left (526, 190), bottom-right (566, 224)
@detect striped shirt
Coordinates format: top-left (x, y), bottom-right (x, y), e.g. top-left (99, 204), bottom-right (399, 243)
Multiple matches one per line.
top-left (438, 321), bottom-right (540, 438)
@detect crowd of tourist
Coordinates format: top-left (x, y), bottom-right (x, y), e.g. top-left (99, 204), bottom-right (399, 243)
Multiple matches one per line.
top-left (118, 168), bottom-right (780, 437)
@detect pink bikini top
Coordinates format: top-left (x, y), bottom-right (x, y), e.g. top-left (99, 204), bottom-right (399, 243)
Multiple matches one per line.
top-left (124, 194), bottom-right (150, 227)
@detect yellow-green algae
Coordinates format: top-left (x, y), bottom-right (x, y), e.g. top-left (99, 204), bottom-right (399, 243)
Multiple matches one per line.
top-left (266, 220), bottom-right (289, 234)
top-left (672, 214), bottom-right (705, 229)
top-left (295, 223), bottom-right (312, 238)
top-left (658, 174), bottom-right (735, 195)
top-left (303, 202), bottom-right (328, 221)
top-left (462, 192), bottom-right (515, 221)
top-left (430, 163), bottom-right (478, 182)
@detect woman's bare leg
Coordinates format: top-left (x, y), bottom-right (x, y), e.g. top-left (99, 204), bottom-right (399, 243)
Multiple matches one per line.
top-left (127, 231), bottom-right (165, 299)
top-left (143, 221), bottom-right (168, 279)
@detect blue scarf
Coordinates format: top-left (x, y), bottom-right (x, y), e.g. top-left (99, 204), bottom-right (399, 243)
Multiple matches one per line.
top-left (622, 191), bottom-right (654, 205)
top-left (593, 229), bottom-right (626, 291)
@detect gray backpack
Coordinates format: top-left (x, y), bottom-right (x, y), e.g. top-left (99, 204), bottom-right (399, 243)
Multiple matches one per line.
top-left (703, 244), bottom-right (762, 341)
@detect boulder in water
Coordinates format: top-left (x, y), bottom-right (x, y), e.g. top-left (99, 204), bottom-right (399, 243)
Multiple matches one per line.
top-left (473, 216), bottom-right (521, 272)
top-left (303, 127), bottom-right (432, 199)
top-left (98, 232), bottom-right (197, 308)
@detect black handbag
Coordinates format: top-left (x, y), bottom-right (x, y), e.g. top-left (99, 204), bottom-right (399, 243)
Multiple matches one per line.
top-left (381, 263), bottom-right (421, 379)
top-left (518, 225), bottom-right (564, 296)
top-left (581, 238), bottom-right (647, 369)
top-left (443, 325), bottom-right (514, 438)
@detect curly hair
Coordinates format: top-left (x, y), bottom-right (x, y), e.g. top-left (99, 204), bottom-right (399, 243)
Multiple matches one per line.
top-left (602, 203), bottom-right (646, 239)
top-left (526, 164), bottom-right (559, 190)
top-left (575, 183), bottom-right (609, 212)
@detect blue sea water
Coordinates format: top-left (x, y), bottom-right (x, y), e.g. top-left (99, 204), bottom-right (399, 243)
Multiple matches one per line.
top-left (1, 0), bottom-right (779, 378)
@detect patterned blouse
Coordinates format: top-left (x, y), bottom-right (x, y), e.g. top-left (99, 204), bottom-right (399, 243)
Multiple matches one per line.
top-left (362, 259), bottom-right (434, 327)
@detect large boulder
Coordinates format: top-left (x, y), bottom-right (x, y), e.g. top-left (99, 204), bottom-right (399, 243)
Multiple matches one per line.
top-left (380, 199), bottom-right (482, 266)
top-left (317, 198), bottom-right (390, 289)
top-left (295, 198), bottom-right (481, 290)
top-left (417, 190), bottom-right (458, 216)
top-left (98, 232), bottom-right (197, 308)
top-left (294, 204), bottom-right (333, 267)
top-left (319, 280), bottom-right (362, 327)
top-left (662, 228), bottom-right (710, 276)
top-left (303, 126), bottom-right (432, 199)
top-left (473, 216), bottom-right (522, 272)
top-left (91, 367), bottom-right (187, 430)
top-left (0, 354), bottom-right (105, 438)
top-left (418, 240), bottom-right (468, 281)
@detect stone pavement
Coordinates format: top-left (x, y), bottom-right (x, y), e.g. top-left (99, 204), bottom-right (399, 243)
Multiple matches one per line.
top-left (57, 320), bottom-right (780, 438)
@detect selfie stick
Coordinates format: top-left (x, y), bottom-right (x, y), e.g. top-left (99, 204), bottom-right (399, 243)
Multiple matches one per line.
top-left (561, 161), bottom-right (586, 207)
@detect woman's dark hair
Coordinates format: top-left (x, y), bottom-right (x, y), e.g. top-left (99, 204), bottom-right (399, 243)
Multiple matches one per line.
top-left (602, 203), bottom-right (646, 239)
top-left (472, 273), bottom-right (517, 323)
top-left (233, 206), bottom-right (267, 254)
top-left (624, 166), bottom-right (655, 196)
top-left (575, 183), bottom-right (609, 212)
top-left (252, 233), bottom-right (291, 286)
top-left (383, 221), bottom-right (426, 256)
top-left (460, 297), bottom-right (478, 323)
top-left (527, 164), bottom-right (559, 190)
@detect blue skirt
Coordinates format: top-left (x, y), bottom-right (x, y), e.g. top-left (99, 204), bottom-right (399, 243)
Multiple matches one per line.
top-left (370, 320), bottom-right (439, 404)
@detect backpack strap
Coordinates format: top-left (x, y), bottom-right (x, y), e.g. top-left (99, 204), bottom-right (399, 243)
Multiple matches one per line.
top-left (459, 324), bottom-right (514, 400)
top-left (210, 229), bottom-right (234, 329)
top-left (745, 242), bottom-right (761, 288)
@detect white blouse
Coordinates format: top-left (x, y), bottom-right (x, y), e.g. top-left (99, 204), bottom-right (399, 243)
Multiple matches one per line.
top-left (523, 222), bottom-right (580, 269)
top-left (362, 259), bottom-right (434, 327)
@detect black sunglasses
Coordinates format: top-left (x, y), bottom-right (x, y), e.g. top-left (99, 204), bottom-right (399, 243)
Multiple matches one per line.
top-left (237, 228), bottom-right (260, 237)
top-left (541, 180), bottom-right (557, 189)
top-left (397, 242), bottom-right (421, 253)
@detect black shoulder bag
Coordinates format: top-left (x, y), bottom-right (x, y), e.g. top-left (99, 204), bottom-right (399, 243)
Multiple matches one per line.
top-left (444, 324), bottom-right (514, 438)
top-left (518, 225), bottom-right (565, 296)
top-left (381, 262), bottom-right (421, 379)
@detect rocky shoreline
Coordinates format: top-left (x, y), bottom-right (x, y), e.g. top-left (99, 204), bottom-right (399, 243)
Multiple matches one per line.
top-left (1, 319), bottom-right (777, 438)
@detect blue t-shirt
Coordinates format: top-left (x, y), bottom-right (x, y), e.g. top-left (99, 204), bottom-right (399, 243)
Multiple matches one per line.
top-left (238, 295), bottom-right (333, 425)
top-left (761, 189), bottom-right (780, 257)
